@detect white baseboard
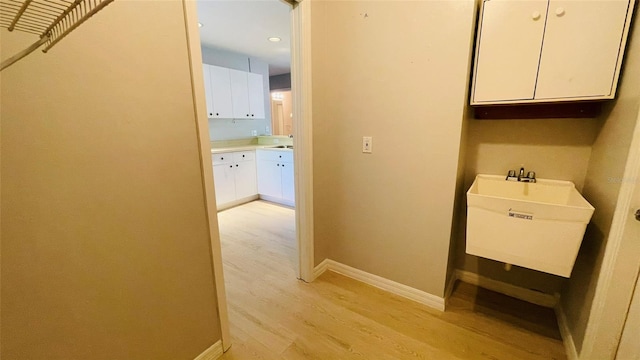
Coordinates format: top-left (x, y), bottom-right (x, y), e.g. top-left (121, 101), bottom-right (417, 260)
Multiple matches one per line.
top-left (313, 259), bottom-right (445, 311)
top-left (258, 194), bottom-right (295, 207)
top-left (313, 258), bottom-right (330, 280)
top-left (454, 270), bottom-right (559, 308)
top-left (555, 305), bottom-right (578, 360)
top-left (194, 340), bottom-right (223, 360)
top-left (217, 195), bottom-right (259, 211)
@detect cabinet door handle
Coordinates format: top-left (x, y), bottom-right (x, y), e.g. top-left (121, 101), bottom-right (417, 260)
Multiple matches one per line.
top-left (236, 164), bottom-right (239, 167)
top-left (555, 7), bottom-right (565, 16)
top-left (229, 165), bottom-right (233, 168)
top-left (532, 11), bottom-right (541, 20)
top-left (246, 114), bottom-right (250, 117)
top-left (216, 113), bottom-right (219, 116)
top-left (635, 209), bottom-right (640, 221)
top-left (277, 164), bottom-right (280, 167)
top-left (282, 164), bottom-right (285, 167)
top-left (221, 157), bottom-right (224, 160)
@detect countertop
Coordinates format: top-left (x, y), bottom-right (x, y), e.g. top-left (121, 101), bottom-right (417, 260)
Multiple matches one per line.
top-left (211, 145), bottom-right (293, 154)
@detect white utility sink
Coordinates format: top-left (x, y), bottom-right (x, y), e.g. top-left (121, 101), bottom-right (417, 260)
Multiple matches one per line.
top-left (466, 174), bottom-right (595, 277)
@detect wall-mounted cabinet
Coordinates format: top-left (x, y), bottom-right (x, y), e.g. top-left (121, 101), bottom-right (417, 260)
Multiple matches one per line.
top-left (203, 64), bottom-right (265, 119)
top-left (229, 69), bottom-right (265, 119)
top-left (256, 149), bottom-right (294, 206)
top-left (203, 65), bottom-right (233, 118)
top-left (471, 0), bottom-right (634, 105)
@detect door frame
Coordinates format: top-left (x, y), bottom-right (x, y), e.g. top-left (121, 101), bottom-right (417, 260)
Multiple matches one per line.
top-left (182, 0), bottom-right (315, 351)
top-left (580, 100), bottom-right (640, 359)
top-left (290, 0), bottom-right (315, 282)
top-left (617, 268), bottom-right (640, 358)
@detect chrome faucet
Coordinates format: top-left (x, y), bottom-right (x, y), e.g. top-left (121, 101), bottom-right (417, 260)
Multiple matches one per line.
top-left (506, 167), bottom-right (536, 183)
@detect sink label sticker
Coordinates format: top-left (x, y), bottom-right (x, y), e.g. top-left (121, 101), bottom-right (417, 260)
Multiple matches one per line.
top-left (508, 210), bottom-right (533, 220)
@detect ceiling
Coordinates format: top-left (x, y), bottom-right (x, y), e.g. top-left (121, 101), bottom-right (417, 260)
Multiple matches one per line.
top-left (196, 0), bottom-right (292, 76)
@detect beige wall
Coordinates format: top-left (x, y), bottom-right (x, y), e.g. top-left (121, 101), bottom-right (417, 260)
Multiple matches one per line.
top-left (0, 1), bottom-right (222, 359)
top-left (560, 13), bottom-right (640, 354)
top-left (456, 117), bottom-right (599, 294)
top-left (311, 0), bottom-right (476, 297)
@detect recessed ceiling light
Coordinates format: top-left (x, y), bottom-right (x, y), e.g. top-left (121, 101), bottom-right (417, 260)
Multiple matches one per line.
top-left (268, 37), bottom-right (281, 42)
top-left (198, 22), bottom-right (203, 28)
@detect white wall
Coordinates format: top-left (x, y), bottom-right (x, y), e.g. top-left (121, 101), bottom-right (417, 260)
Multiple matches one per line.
top-left (0, 1), bottom-right (222, 358)
top-left (201, 46), bottom-right (272, 140)
top-left (311, 0), bottom-right (476, 297)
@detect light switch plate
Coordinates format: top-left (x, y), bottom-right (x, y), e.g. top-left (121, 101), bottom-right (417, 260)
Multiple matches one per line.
top-left (362, 136), bottom-right (372, 153)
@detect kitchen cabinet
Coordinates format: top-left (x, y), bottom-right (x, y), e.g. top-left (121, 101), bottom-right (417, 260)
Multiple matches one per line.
top-left (256, 149), bottom-right (294, 206)
top-left (203, 64), bottom-right (233, 118)
top-left (247, 73), bottom-right (266, 119)
top-left (471, 0), bottom-right (634, 104)
top-left (230, 69), bottom-right (265, 119)
top-left (202, 64), bottom-right (265, 119)
top-left (233, 151), bottom-right (258, 199)
top-left (212, 151), bottom-right (258, 209)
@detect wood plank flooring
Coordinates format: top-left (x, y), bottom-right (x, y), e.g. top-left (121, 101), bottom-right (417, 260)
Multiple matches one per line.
top-left (216, 201), bottom-right (566, 360)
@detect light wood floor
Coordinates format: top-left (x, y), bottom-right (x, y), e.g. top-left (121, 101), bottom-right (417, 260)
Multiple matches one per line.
top-left (216, 201), bottom-right (566, 360)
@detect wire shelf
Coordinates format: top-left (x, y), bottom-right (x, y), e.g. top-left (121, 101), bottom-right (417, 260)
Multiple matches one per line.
top-left (1, 0), bottom-right (115, 70)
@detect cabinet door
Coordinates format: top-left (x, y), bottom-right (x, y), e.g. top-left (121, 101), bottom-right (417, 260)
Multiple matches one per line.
top-left (234, 160), bottom-right (257, 199)
top-left (230, 69), bottom-right (250, 119)
top-left (257, 160), bottom-right (282, 198)
top-left (535, 0), bottom-right (630, 100)
top-left (248, 72), bottom-right (265, 119)
top-left (213, 163), bottom-right (236, 207)
top-left (472, 0), bottom-right (548, 103)
top-left (202, 65), bottom-right (215, 118)
top-left (210, 66), bottom-right (234, 118)
top-left (281, 161), bottom-right (295, 204)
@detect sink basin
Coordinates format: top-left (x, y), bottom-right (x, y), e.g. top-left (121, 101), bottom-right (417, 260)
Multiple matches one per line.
top-left (271, 145), bottom-right (293, 149)
top-left (466, 174), bottom-right (594, 277)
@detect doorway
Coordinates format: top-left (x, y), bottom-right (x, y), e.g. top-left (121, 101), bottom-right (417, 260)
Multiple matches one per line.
top-left (189, 0), bottom-right (314, 351)
top-left (270, 90), bottom-right (293, 136)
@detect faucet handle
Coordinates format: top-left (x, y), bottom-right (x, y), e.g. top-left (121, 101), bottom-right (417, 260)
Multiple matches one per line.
top-left (527, 171), bottom-right (536, 179)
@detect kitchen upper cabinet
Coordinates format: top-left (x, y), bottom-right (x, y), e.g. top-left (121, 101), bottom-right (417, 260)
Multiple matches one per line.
top-left (256, 149), bottom-right (294, 206)
top-left (203, 65), bottom-right (233, 118)
top-left (230, 69), bottom-right (265, 119)
top-left (203, 64), bottom-right (266, 119)
top-left (230, 69), bottom-right (251, 119)
top-left (471, 0), bottom-right (634, 105)
top-left (248, 73), bottom-right (265, 119)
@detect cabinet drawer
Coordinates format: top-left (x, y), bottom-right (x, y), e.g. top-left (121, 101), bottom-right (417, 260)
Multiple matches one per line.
top-left (212, 152), bottom-right (233, 165)
top-left (233, 151), bottom-right (255, 162)
top-left (257, 149), bottom-right (293, 163)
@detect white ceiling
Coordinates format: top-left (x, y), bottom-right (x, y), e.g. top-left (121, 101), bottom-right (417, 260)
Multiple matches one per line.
top-left (196, 0), bottom-right (292, 76)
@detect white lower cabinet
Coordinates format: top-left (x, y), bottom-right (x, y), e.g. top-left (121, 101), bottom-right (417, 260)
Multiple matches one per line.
top-left (212, 151), bottom-right (257, 209)
top-left (256, 149), bottom-right (295, 206)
